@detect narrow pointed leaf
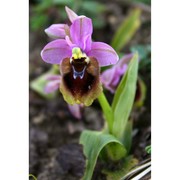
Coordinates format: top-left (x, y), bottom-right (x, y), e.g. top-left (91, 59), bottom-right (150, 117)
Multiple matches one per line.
top-left (80, 130), bottom-right (127, 180)
top-left (111, 9), bottom-right (141, 51)
top-left (112, 53), bottom-right (138, 139)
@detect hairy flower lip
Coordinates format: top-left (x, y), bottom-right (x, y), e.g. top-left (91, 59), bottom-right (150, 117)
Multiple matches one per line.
top-left (60, 57), bottom-right (102, 106)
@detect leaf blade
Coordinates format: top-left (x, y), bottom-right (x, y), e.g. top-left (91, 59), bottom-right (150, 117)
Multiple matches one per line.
top-left (112, 53), bottom-right (139, 139)
top-left (80, 130), bottom-right (127, 180)
top-left (111, 9), bottom-right (141, 51)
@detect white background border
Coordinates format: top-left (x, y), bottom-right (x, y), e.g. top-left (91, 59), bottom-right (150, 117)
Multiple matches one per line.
top-left (0, 0), bottom-right (28, 179)
top-left (0, 0), bottom-right (180, 179)
top-left (152, 0), bottom-right (180, 179)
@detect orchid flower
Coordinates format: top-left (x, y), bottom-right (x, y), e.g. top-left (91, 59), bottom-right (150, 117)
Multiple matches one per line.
top-left (41, 7), bottom-right (119, 106)
top-left (44, 74), bottom-right (82, 120)
top-left (101, 54), bottom-right (133, 93)
top-left (43, 54), bottom-right (135, 118)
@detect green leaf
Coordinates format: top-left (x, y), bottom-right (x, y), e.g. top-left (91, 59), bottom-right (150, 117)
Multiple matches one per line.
top-left (111, 9), bottom-right (141, 51)
top-left (30, 66), bottom-right (58, 99)
top-left (121, 121), bottom-right (133, 153)
top-left (145, 145), bottom-right (151, 154)
top-left (112, 53), bottom-right (139, 139)
top-left (80, 130), bottom-right (127, 180)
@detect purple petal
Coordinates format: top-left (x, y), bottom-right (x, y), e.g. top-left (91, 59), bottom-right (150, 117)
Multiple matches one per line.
top-left (68, 104), bottom-right (82, 119)
top-left (65, 35), bottom-right (77, 49)
top-left (101, 67), bottom-right (116, 86)
top-left (111, 64), bottom-right (127, 86)
top-left (87, 42), bottom-right (119, 67)
top-left (118, 53), bottom-right (134, 68)
top-left (101, 56), bottom-right (128, 93)
top-left (41, 39), bottom-right (72, 64)
top-left (70, 17), bottom-right (93, 52)
top-left (44, 79), bottom-right (61, 94)
top-left (46, 74), bottom-right (61, 81)
top-left (83, 34), bottom-right (92, 52)
top-left (45, 24), bottom-right (67, 39)
top-left (101, 67), bottom-right (118, 93)
top-left (65, 6), bottom-right (79, 23)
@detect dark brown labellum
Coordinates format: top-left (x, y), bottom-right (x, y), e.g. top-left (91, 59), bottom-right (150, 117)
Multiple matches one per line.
top-left (60, 57), bottom-right (102, 106)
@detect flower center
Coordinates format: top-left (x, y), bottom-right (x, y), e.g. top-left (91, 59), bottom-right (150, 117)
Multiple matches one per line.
top-left (70, 47), bottom-right (90, 64)
top-left (70, 47), bottom-right (90, 80)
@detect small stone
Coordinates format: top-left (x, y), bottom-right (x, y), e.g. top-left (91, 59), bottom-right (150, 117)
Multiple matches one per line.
top-left (32, 113), bottom-right (45, 124)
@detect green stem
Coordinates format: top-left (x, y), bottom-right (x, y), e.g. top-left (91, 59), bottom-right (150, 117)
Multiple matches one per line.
top-left (98, 92), bottom-right (113, 134)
